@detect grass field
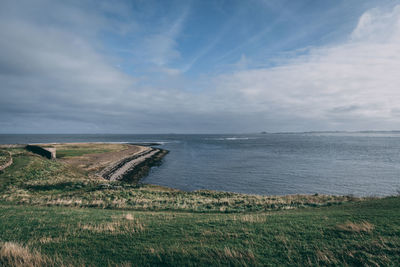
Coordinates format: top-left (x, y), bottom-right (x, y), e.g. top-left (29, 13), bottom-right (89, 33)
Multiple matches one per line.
top-left (47, 143), bottom-right (128, 158)
top-left (0, 146), bottom-right (399, 266)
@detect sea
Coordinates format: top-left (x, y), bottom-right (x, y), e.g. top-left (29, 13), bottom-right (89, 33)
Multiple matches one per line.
top-left (1, 133), bottom-right (400, 197)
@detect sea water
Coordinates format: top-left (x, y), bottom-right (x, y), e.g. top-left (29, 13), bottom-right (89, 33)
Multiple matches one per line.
top-left (1, 133), bottom-right (400, 196)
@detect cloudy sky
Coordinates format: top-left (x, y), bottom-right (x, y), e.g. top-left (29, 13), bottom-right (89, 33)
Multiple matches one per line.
top-left (1, 0), bottom-right (399, 133)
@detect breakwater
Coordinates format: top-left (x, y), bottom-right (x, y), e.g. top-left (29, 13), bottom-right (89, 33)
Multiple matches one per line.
top-left (98, 147), bottom-right (168, 183)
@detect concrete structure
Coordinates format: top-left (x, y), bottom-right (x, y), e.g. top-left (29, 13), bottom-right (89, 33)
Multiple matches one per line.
top-left (26, 145), bottom-right (56, 159)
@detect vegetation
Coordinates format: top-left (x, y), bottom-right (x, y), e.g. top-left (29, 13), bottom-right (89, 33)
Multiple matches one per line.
top-left (1, 197), bottom-right (399, 266)
top-left (0, 150), bottom-right (11, 167)
top-left (50, 143), bottom-right (127, 158)
top-left (0, 146), bottom-right (399, 266)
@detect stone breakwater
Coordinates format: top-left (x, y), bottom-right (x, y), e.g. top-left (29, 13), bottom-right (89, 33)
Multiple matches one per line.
top-left (98, 147), bottom-right (168, 182)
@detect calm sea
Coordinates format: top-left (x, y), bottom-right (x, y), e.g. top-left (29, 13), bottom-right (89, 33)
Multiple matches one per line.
top-left (1, 133), bottom-right (400, 196)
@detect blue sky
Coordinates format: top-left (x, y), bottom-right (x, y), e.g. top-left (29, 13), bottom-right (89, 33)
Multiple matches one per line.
top-left (0, 0), bottom-right (400, 133)
top-left (101, 0), bottom-right (388, 76)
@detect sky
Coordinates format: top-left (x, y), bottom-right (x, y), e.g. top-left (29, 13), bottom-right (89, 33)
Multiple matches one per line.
top-left (0, 0), bottom-right (400, 133)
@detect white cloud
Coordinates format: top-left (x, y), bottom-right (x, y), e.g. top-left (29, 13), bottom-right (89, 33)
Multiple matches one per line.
top-left (208, 5), bottom-right (400, 130)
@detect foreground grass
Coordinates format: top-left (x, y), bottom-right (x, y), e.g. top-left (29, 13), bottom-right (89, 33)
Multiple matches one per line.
top-left (1, 197), bottom-right (399, 266)
top-left (0, 146), bottom-right (399, 266)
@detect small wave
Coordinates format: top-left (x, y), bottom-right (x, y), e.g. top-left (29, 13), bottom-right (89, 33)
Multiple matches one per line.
top-left (129, 140), bottom-right (181, 146)
top-left (206, 137), bottom-right (254, 141)
top-left (225, 137), bottom-right (250, 140)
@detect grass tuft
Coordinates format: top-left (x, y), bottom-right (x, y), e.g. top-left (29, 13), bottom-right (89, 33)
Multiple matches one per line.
top-left (0, 241), bottom-right (63, 267)
top-left (336, 221), bottom-right (375, 233)
top-left (79, 219), bottom-right (145, 234)
top-left (125, 213), bottom-right (134, 220)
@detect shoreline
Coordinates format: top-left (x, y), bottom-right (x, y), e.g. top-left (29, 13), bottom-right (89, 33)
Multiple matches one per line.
top-left (0, 142), bottom-right (388, 198)
top-left (0, 142), bottom-right (393, 199)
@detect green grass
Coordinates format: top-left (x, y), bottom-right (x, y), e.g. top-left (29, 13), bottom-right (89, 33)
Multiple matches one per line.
top-left (1, 198), bottom-right (399, 266)
top-left (0, 146), bottom-right (399, 266)
top-left (56, 148), bottom-right (113, 158)
top-left (50, 143), bottom-right (129, 158)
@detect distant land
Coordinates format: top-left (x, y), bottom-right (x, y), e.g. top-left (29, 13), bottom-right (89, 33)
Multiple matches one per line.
top-left (270, 130), bottom-right (400, 134)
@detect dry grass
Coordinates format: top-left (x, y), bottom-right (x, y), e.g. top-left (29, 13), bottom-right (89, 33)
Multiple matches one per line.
top-left (37, 236), bottom-right (66, 244)
top-left (0, 242), bottom-right (62, 267)
top-left (145, 246), bottom-right (256, 266)
top-left (316, 249), bottom-right (338, 265)
top-left (232, 214), bottom-right (268, 223)
top-left (125, 213), bottom-right (134, 220)
top-left (115, 262), bottom-right (132, 267)
top-left (219, 247), bottom-right (256, 265)
top-left (79, 218), bottom-right (145, 234)
top-left (51, 143), bottom-right (129, 151)
top-left (336, 221), bottom-right (375, 233)
top-left (1, 185), bottom-right (363, 212)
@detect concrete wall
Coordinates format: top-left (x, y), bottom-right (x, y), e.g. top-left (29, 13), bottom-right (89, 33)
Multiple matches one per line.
top-left (26, 145), bottom-right (56, 159)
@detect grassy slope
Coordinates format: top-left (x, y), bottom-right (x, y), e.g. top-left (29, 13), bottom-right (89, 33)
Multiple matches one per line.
top-left (0, 147), bottom-right (399, 266)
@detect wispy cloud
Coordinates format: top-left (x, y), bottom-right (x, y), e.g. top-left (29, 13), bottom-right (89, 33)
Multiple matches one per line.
top-left (209, 5), bottom-right (400, 131)
top-left (143, 6), bottom-right (190, 68)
